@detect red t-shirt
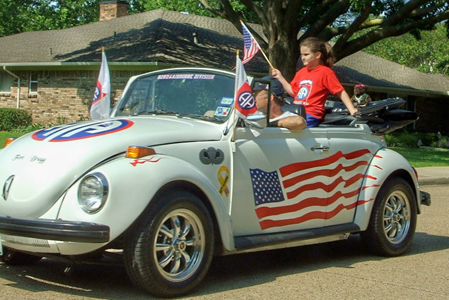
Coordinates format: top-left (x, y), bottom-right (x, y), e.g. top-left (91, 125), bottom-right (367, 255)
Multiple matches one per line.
top-left (290, 65), bottom-right (344, 119)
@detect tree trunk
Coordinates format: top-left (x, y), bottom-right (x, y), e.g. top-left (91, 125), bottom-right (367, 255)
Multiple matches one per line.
top-left (268, 37), bottom-right (299, 81)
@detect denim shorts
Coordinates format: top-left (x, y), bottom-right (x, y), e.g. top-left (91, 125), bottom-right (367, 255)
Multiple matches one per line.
top-left (306, 114), bottom-right (322, 128)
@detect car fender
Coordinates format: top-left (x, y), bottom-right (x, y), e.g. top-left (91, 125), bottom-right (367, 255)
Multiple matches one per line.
top-left (57, 154), bottom-right (234, 252)
top-left (353, 148), bottom-right (418, 231)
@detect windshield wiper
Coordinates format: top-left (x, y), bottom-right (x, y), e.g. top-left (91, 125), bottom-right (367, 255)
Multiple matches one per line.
top-left (181, 114), bottom-right (224, 123)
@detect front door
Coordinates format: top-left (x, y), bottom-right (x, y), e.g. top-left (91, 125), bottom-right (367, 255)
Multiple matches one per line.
top-left (231, 127), bottom-right (331, 235)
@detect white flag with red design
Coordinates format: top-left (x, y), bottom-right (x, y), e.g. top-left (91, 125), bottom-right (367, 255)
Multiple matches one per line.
top-left (234, 55), bottom-right (258, 119)
top-left (90, 51), bottom-right (111, 121)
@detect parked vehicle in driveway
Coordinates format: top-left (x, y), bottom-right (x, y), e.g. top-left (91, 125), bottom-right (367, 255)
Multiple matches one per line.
top-left (0, 67), bottom-right (430, 298)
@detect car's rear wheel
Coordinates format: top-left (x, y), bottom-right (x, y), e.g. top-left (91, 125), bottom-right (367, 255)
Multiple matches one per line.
top-left (124, 191), bottom-right (214, 298)
top-left (361, 177), bottom-right (417, 256)
top-left (0, 247), bottom-right (42, 265)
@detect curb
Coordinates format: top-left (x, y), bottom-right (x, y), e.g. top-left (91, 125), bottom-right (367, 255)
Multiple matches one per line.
top-left (419, 178), bottom-right (449, 186)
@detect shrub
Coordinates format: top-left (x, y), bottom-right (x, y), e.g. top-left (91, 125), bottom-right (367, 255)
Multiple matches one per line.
top-left (0, 108), bottom-right (32, 131)
top-left (430, 135), bottom-right (448, 149)
top-left (12, 123), bottom-right (48, 134)
top-left (385, 129), bottom-right (419, 148)
top-left (386, 129), bottom-right (448, 148)
top-left (416, 132), bottom-right (436, 146)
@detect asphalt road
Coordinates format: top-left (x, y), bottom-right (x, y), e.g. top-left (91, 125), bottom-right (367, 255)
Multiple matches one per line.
top-left (0, 184), bottom-right (447, 300)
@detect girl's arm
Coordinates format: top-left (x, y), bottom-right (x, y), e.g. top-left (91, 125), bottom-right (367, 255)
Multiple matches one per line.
top-left (271, 68), bottom-right (294, 96)
top-left (337, 90), bottom-right (358, 116)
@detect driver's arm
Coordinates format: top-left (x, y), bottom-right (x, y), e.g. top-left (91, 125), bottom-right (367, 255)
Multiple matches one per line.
top-left (271, 116), bottom-right (306, 130)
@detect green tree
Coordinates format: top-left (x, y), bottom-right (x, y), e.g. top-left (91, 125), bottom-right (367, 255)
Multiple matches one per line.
top-left (196, 0), bottom-right (449, 80)
top-left (364, 24), bottom-right (449, 76)
top-left (0, 0), bottom-right (99, 37)
top-left (128, 0), bottom-right (257, 21)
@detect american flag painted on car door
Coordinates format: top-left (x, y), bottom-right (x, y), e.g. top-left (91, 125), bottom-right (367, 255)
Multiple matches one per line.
top-left (250, 149), bottom-right (380, 230)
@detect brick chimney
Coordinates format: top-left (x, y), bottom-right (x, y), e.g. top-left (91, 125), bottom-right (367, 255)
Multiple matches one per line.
top-left (99, 1), bottom-right (128, 21)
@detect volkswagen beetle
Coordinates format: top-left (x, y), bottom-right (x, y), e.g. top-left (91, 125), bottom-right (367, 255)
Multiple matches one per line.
top-left (0, 68), bottom-right (430, 297)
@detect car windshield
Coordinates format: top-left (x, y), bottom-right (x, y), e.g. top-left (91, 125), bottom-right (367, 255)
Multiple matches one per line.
top-left (115, 70), bottom-right (235, 123)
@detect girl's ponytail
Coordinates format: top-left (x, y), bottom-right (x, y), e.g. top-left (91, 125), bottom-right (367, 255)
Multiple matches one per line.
top-left (323, 42), bottom-right (335, 68)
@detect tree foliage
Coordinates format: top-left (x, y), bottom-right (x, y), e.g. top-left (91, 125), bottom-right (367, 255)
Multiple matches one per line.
top-left (364, 24), bottom-right (449, 76)
top-left (0, 0), bottom-right (99, 37)
top-left (196, 0), bottom-right (449, 80)
top-left (128, 0), bottom-right (258, 21)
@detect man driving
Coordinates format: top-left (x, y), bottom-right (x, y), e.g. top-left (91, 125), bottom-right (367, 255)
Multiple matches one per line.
top-left (253, 76), bottom-right (306, 130)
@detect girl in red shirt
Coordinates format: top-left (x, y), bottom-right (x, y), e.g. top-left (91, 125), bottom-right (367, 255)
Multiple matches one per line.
top-left (272, 37), bottom-right (358, 127)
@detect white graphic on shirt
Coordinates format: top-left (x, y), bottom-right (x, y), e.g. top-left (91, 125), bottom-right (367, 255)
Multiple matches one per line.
top-left (296, 80), bottom-right (313, 105)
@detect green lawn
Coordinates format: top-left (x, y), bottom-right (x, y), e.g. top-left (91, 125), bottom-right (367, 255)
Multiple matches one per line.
top-left (391, 147), bottom-right (449, 168)
top-left (1, 131), bottom-right (448, 167)
top-left (0, 131), bottom-right (30, 147)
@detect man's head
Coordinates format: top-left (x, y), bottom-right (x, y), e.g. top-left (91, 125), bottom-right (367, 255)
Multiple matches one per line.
top-left (253, 76), bottom-right (285, 113)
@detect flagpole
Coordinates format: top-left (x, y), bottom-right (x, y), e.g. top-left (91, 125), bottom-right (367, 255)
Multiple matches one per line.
top-left (240, 20), bottom-right (275, 70)
top-left (231, 51), bottom-right (239, 143)
top-left (259, 48), bottom-right (274, 70)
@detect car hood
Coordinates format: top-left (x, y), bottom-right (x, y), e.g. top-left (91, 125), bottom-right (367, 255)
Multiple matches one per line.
top-left (0, 117), bottom-right (223, 218)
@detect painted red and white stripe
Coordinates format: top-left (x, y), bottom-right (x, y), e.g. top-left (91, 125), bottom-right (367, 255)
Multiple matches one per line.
top-left (250, 149), bottom-right (381, 230)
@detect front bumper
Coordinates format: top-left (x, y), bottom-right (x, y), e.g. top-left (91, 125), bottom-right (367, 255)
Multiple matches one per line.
top-left (0, 216), bottom-right (110, 243)
top-left (420, 191), bottom-right (431, 206)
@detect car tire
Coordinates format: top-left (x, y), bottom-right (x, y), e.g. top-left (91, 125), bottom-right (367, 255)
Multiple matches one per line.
top-left (124, 191), bottom-right (214, 298)
top-left (0, 247), bottom-right (42, 265)
top-left (361, 177), bottom-right (417, 256)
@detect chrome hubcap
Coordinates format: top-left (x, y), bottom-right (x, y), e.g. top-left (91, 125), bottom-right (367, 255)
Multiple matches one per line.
top-left (383, 191), bottom-right (410, 244)
top-left (154, 209), bottom-right (205, 282)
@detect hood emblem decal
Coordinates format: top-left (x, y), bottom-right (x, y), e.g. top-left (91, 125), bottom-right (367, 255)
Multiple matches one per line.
top-left (2, 175), bottom-right (15, 201)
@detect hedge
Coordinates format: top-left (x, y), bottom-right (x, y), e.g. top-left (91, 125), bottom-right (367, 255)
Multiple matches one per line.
top-left (0, 108), bottom-right (32, 131)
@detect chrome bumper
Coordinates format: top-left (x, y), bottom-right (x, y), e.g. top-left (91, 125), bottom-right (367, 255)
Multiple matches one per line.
top-left (0, 216), bottom-right (110, 243)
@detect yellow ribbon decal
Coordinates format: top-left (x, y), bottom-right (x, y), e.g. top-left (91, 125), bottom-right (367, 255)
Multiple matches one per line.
top-left (218, 166), bottom-right (230, 197)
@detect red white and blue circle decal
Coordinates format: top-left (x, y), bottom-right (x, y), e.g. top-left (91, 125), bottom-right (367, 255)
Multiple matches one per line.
top-left (32, 119), bottom-right (134, 142)
top-left (236, 82), bottom-right (257, 117)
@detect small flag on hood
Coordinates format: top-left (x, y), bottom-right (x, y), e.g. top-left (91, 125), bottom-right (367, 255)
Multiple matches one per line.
top-left (90, 50), bottom-right (111, 120)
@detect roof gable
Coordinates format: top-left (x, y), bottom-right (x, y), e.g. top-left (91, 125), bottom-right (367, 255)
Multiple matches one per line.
top-left (0, 9), bottom-right (266, 72)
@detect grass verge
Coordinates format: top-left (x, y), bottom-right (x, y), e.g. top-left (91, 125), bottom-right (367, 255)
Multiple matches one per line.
top-left (391, 147), bottom-right (449, 168)
top-left (0, 131), bottom-right (29, 147)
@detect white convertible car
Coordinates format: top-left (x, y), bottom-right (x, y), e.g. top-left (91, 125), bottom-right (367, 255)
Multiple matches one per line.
top-left (0, 68), bottom-right (431, 297)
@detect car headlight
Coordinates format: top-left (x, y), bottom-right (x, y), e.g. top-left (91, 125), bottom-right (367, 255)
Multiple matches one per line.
top-left (78, 173), bottom-right (109, 214)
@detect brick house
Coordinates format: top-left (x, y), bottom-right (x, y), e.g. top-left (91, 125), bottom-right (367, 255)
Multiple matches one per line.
top-left (1, 1), bottom-right (448, 133)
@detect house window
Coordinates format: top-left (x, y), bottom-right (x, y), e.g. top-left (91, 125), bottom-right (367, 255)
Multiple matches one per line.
top-left (30, 72), bottom-right (38, 93)
top-left (0, 70), bottom-right (12, 93)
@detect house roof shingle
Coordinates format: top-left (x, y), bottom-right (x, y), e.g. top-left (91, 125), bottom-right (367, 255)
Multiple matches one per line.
top-left (0, 9), bottom-right (265, 71)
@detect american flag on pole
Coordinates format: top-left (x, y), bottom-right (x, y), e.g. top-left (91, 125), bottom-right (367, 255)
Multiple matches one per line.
top-left (250, 149), bottom-right (380, 230)
top-left (241, 21), bottom-right (261, 64)
top-left (90, 51), bottom-right (111, 121)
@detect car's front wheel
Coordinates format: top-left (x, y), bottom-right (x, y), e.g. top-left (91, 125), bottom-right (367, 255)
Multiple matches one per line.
top-left (124, 191), bottom-right (214, 298)
top-left (361, 177), bottom-right (417, 256)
